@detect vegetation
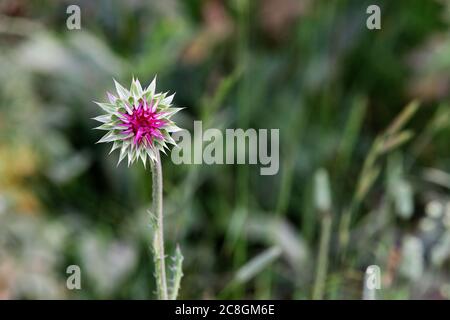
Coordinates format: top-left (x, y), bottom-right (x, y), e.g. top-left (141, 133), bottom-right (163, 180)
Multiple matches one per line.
top-left (1, 0), bottom-right (450, 299)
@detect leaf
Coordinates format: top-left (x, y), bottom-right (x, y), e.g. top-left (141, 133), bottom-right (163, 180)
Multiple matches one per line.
top-left (381, 130), bottom-right (414, 154)
top-left (234, 246), bottom-right (282, 284)
top-left (337, 95), bottom-right (367, 171)
top-left (168, 245), bottom-right (184, 300)
top-left (356, 166), bottom-right (381, 202)
top-left (385, 100), bottom-right (420, 136)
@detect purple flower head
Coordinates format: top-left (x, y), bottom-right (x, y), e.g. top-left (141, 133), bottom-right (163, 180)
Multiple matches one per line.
top-left (93, 77), bottom-right (182, 167)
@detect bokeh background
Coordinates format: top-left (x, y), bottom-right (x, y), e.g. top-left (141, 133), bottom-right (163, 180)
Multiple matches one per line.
top-left (1, 0), bottom-right (450, 299)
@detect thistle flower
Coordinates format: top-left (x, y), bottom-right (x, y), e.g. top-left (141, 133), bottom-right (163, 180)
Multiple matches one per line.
top-left (93, 76), bottom-right (184, 300)
top-left (93, 77), bottom-right (182, 167)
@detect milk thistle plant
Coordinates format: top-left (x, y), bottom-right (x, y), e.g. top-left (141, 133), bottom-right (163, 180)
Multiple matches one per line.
top-left (93, 77), bottom-right (184, 300)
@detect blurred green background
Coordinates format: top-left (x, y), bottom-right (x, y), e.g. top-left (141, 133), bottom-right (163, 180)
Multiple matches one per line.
top-left (1, 0), bottom-right (450, 299)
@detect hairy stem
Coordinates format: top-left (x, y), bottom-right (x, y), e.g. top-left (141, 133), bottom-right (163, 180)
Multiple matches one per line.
top-left (151, 151), bottom-right (168, 300)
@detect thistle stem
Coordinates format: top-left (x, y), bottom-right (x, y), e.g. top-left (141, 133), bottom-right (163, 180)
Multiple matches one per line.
top-left (151, 151), bottom-right (168, 300)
